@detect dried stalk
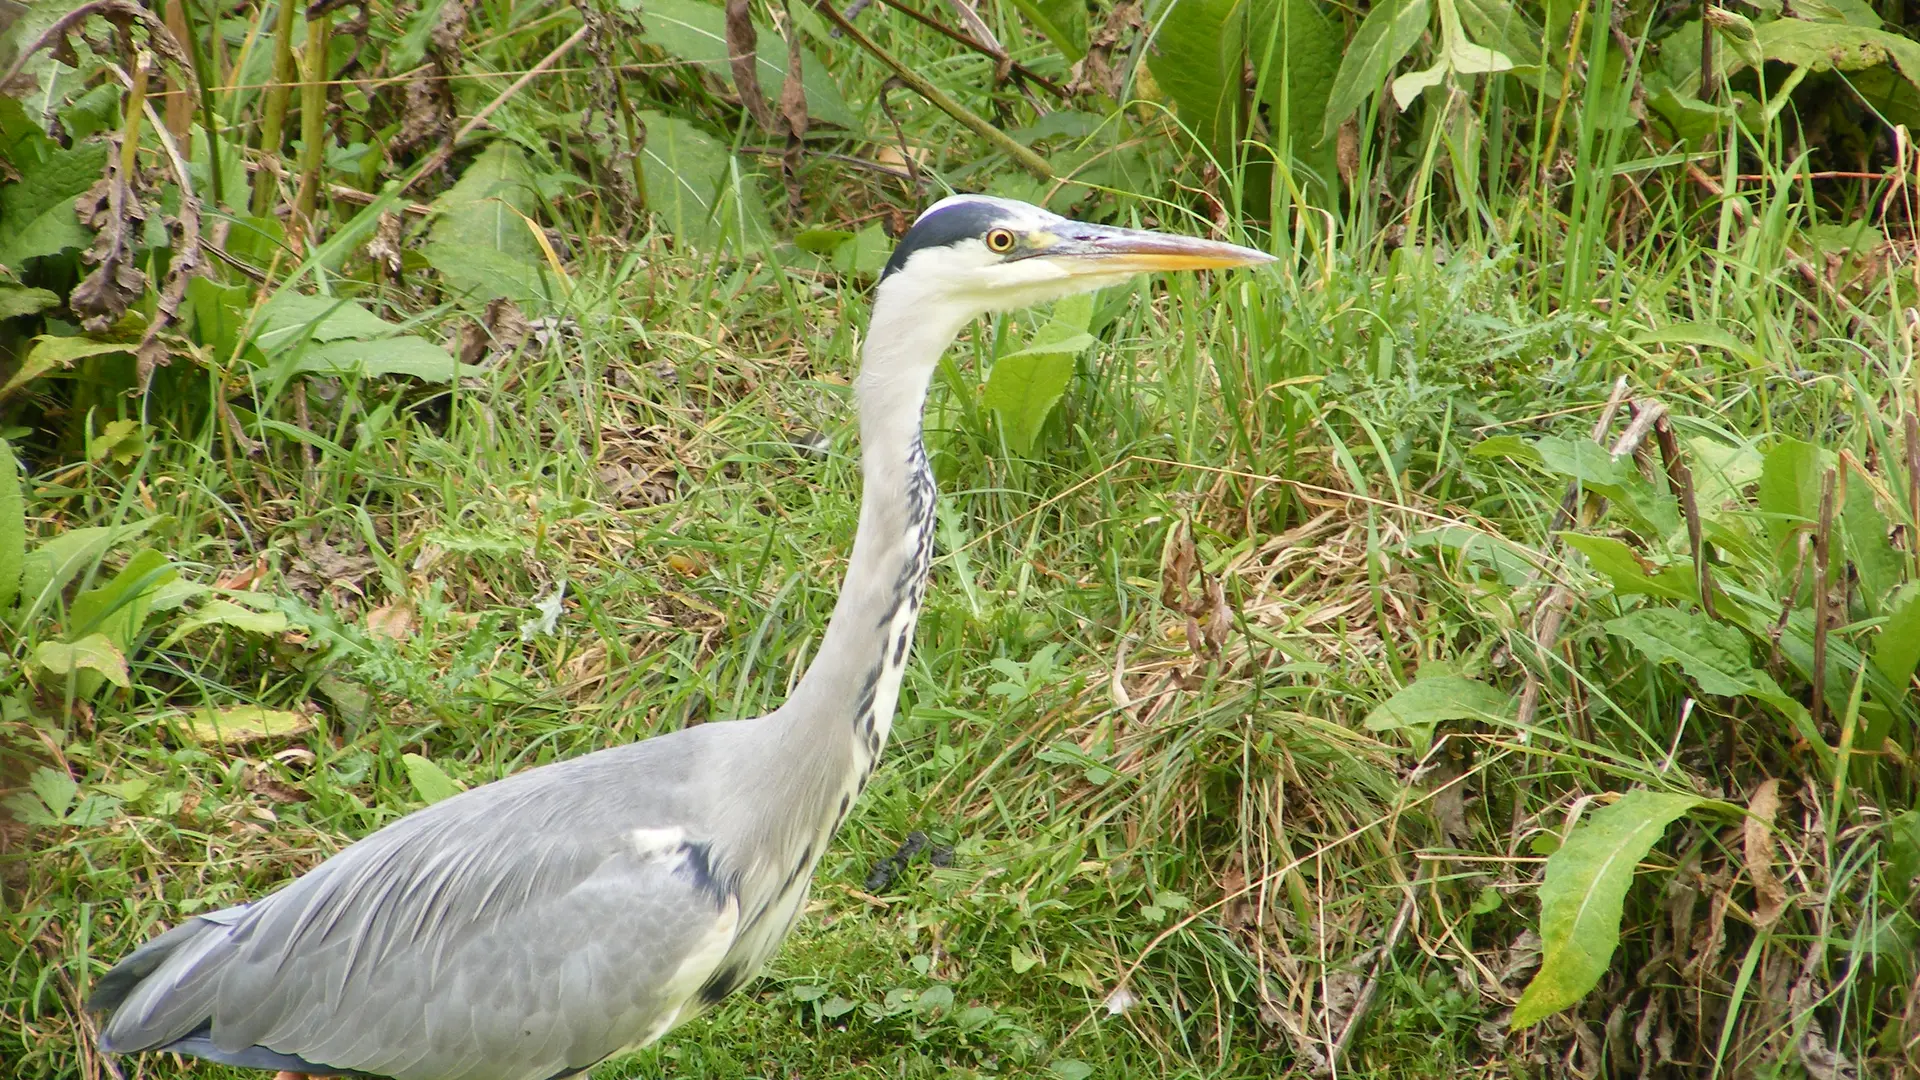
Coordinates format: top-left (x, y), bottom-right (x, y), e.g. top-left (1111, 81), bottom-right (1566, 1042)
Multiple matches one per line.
top-left (1328, 888), bottom-right (1417, 1069)
top-left (1515, 382), bottom-right (1648, 734)
top-left (1811, 469), bottom-right (1836, 733)
top-left (807, 0), bottom-right (1054, 179)
top-left (1906, 404), bottom-right (1919, 578)
top-left (868, 0), bottom-right (1065, 97)
top-left (290, 8), bottom-right (331, 246)
top-left (254, 0), bottom-right (298, 214)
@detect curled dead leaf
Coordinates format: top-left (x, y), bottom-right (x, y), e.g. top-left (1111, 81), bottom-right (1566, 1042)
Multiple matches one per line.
top-left (725, 0), bottom-right (778, 132)
top-left (244, 763), bottom-right (310, 803)
top-left (365, 602), bottom-right (415, 641)
top-left (1743, 777), bottom-right (1788, 928)
top-left (214, 555), bottom-right (269, 591)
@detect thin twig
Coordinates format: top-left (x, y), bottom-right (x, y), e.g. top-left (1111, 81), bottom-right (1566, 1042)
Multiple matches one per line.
top-left (807, 0), bottom-right (1053, 179)
top-left (1329, 887), bottom-right (1416, 1066)
top-left (1810, 469), bottom-right (1836, 734)
top-left (1653, 412), bottom-right (1715, 618)
top-left (402, 22), bottom-right (593, 195)
top-left (867, 0), bottom-right (1066, 97)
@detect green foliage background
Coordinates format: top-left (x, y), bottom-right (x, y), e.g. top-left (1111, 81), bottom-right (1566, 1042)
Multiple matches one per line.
top-left (3, 0), bottom-right (1920, 1075)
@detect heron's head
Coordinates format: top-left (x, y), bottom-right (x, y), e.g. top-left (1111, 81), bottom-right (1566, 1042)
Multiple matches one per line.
top-left (875, 195), bottom-right (1274, 318)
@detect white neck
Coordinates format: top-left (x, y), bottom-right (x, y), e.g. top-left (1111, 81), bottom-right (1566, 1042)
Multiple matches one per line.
top-left (767, 281), bottom-right (974, 823)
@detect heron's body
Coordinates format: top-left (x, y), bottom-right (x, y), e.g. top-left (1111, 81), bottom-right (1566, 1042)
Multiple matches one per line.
top-left (89, 196), bottom-right (1270, 1080)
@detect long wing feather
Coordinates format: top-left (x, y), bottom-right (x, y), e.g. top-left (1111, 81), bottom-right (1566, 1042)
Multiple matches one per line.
top-left (94, 730), bottom-right (761, 1080)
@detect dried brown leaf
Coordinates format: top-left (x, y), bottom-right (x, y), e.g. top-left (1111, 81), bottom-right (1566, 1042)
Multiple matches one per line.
top-left (1743, 778), bottom-right (1788, 928)
top-left (456, 297), bottom-right (531, 366)
top-left (1201, 575), bottom-right (1232, 654)
top-left (1161, 520), bottom-right (1197, 609)
top-left (365, 602), bottom-right (415, 641)
top-left (243, 764), bottom-right (310, 803)
top-left (725, 0), bottom-right (778, 132)
top-left (71, 176), bottom-right (149, 331)
top-left (1067, 0), bottom-right (1142, 101)
top-left (1336, 117), bottom-right (1360, 187)
top-left (214, 555), bottom-right (268, 591)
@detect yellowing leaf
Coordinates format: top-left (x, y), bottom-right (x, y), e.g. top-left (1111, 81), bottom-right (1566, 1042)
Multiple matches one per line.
top-left (0, 437), bottom-right (22, 612)
top-left (34, 633), bottom-right (131, 688)
top-left (1512, 791), bottom-right (1701, 1027)
top-left (983, 295), bottom-right (1096, 455)
top-left (181, 705), bottom-right (312, 746)
top-left (403, 752), bottom-right (466, 805)
top-left (1363, 675), bottom-right (1513, 732)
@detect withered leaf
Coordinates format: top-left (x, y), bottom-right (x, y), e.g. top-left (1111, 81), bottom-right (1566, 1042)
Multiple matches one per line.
top-left (71, 176), bottom-right (149, 331)
top-left (725, 0), bottom-right (779, 132)
top-left (1743, 778), bottom-right (1788, 928)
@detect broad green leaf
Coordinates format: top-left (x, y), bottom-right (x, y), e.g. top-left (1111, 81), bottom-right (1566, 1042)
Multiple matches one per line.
top-left (636, 111), bottom-right (771, 251)
top-left (1148, 0), bottom-right (1254, 159)
top-left (1841, 479), bottom-right (1901, 616)
top-left (830, 223), bottom-right (893, 276)
top-left (19, 518), bottom-right (161, 621)
top-left (3, 335), bottom-right (137, 397)
top-left (984, 295), bottom-right (1096, 454)
top-left (0, 142), bottom-right (108, 269)
top-left (0, 437), bottom-right (21, 613)
top-left (403, 752), bottom-right (466, 804)
top-left (1889, 810), bottom-right (1920, 900)
top-left (1533, 436), bottom-right (1630, 487)
top-left (1633, 321), bottom-right (1759, 366)
top-left (253, 293), bottom-right (400, 352)
top-left (1407, 526), bottom-right (1537, 585)
top-left (179, 705), bottom-right (311, 746)
top-left (629, 0), bottom-right (857, 128)
top-left (30, 766), bottom-right (77, 819)
top-left (0, 284), bottom-right (60, 319)
top-left (1468, 433), bottom-right (1541, 464)
top-left (1756, 437), bottom-right (1830, 572)
top-left (422, 143), bottom-right (553, 311)
top-left (1687, 437), bottom-right (1763, 517)
top-left (290, 337), bottom-right (464, 382)
top-left (794, 227), bottom-right (855, 255)
top-left (1252, 0), bottom-right (1345, 187)
top-left (252, 293), bottom-right (469, 382)
top-left (1454, 0), bottom-right (1543, 69)
top-left (985, 352), bottom-right (1077, 455)
top-left (1872, 585), bottom-right (1920, 689)
top-left (67, 548), bottom-right (174, 653)
top-left (1009, 0), bottom-right (1089, 60)
top-left (1363, 675), bottom-right (1513, 731)
top-left (35, 633), bottom-right (131, 688)
top-left (428, 142), bottom-right (540, 251)
top-left (1322, 0), bottom-right (1431, 140)
top-left (88, 418), bottom-right (146, 465)
top-left (1511, 790), bottom-right (1703, 1027)
top-left (1604, 608), bottom-right (1757, 697)
top-left (1751, 17), bottom-right (1920, 96)
top-left (422, 242), bottom-right (558, 312)
top-left (1390, 60), bottom-right (1449, 108)
top-left (165, 598), bottom-right (292, 645)
top-left (1560, 534), bottom-right (1697, 602)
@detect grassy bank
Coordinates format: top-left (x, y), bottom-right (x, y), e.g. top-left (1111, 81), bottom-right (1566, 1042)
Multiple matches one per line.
top-left (4, 0), bottom-right (1919, 1075)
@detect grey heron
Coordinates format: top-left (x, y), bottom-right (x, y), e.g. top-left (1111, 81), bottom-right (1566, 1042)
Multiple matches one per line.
top-left (88, 195), bottom-right (1273, 1080)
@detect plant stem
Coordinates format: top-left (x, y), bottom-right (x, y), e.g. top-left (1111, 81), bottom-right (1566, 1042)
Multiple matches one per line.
top-left (291, 9), bottom-right (331, 246)
top-left (253, 0), bottom-right (297, 215)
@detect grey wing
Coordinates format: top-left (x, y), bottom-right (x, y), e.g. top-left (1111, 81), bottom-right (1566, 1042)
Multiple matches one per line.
top-left (95, 772), bottom-right (740, 1080)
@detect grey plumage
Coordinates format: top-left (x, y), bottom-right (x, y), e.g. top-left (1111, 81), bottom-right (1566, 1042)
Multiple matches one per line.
top-left (88, 196), bottom-right (1272, 1080)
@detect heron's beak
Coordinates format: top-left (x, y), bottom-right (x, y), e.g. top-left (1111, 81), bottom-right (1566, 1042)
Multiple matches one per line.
top-left (1030, 222), bottom-right (1275, 275)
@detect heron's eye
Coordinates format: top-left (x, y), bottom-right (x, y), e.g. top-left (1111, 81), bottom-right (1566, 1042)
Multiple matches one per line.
top-left (985, 228), bottom-right (1017, 253)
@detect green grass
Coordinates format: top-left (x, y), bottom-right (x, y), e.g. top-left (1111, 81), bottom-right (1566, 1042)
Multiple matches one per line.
top-left (6, 0), bottom-right (1920, 1076)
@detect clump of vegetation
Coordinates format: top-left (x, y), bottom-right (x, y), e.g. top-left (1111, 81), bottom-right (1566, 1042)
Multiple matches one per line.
top-left (3, 0), bottom-right (1917, 1075)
